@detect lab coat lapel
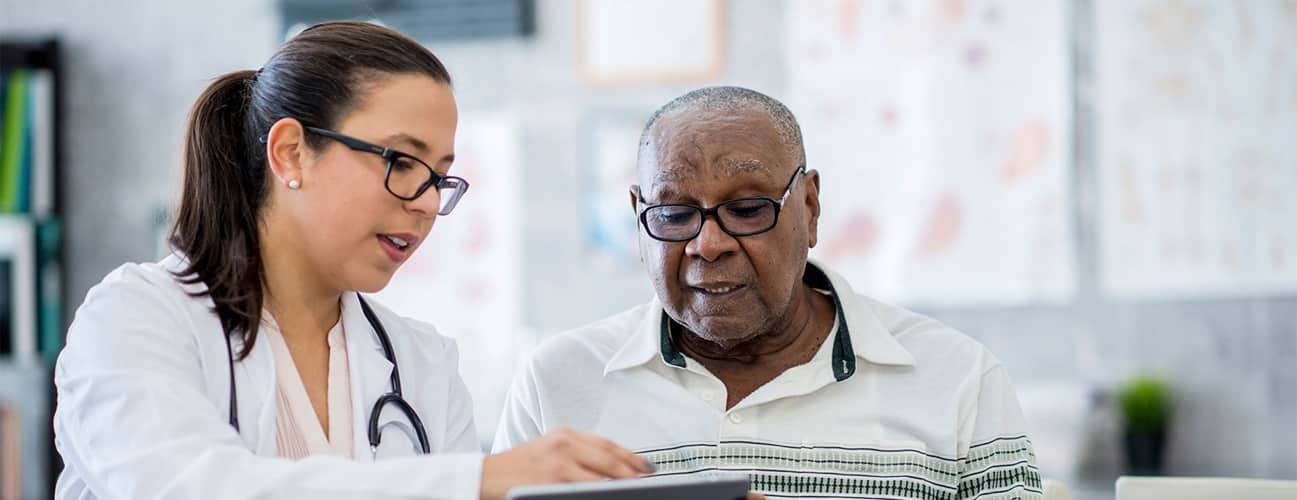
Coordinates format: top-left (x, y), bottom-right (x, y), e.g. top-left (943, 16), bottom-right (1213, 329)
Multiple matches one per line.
top-left (163, 254), bottom-right (278, 456)
top-left (342, 292), bottom-right (396, 461)
top-left (227, 318), bottom-right (278, 456)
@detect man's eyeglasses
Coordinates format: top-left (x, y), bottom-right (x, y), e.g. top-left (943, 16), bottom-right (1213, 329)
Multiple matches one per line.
top-left (636, 166), bottom-right (806, 242)
top-left (303, 126), bottom-right (469, 216)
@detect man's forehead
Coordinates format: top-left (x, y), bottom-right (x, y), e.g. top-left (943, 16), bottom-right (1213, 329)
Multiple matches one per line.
top-left (649, 157), bottom-right (769, 184)
top-left (639, 109), bottom-right (786, 184)
top-left (640, 160), bottom-right (786, 204)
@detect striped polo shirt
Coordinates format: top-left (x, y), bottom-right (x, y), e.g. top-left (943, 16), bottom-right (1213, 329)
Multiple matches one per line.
top-left (494, 262), bottom-right (1042, 499)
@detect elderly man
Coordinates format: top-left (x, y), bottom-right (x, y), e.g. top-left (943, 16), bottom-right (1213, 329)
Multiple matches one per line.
top-left (494, 87), bottom-right (1041, 499)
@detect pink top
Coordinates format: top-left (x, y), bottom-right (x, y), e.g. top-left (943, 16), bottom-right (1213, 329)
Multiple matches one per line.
top-left (261, 313), bottom-right (354, 459)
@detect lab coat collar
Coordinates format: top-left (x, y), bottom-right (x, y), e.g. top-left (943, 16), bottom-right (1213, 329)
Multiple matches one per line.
top-left (344, 292), bottom-right (397, 460)
top-left (161, 254), bottom-right (402, 459)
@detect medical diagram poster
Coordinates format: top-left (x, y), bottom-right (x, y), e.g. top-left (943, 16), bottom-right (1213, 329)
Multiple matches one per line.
top-left (1096, 0), bottom-right (1297, 299)
top-left (785, 0), bottom-right (1077, 306)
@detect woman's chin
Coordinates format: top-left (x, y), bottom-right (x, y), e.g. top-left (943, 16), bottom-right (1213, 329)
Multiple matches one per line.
top-left (349, 269), bottom-right (397, 294)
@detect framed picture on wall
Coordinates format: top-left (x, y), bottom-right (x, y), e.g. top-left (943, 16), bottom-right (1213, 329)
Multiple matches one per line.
top-left (577, 0), bottom-right (726, 85)
top-left (0, 217), bottom-right (35, 362)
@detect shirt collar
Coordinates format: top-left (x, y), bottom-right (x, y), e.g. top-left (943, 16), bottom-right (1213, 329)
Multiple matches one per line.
top-left (603, 260), bottom-right (916, 377)
top-left (812, 260), bottom-right (916, 368)
top-left (603, 297), bottom-right (669, 375)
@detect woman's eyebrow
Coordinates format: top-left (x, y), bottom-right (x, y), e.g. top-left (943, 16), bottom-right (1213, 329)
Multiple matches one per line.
top-left (380, 133), bottom-right (454, 165)
top-left (381, 132), bottom-right (430, 155)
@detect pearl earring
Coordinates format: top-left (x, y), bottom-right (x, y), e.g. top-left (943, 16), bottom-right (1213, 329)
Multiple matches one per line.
top-left (288, 179), bottom-right (301, 190)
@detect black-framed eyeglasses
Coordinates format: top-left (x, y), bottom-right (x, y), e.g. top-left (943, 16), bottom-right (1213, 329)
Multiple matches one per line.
top-left (635, 166), bottom-right (806, 242)
top-left (303, 126), bottom-right (469, 216)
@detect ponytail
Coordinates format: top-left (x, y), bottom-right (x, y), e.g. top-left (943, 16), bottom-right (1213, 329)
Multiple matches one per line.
top-left (170, 70), bottom-right (267, 359)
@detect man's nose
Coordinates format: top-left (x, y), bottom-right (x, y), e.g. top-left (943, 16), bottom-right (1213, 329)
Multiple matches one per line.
top-left (685, 217), bottom-right (739, 262)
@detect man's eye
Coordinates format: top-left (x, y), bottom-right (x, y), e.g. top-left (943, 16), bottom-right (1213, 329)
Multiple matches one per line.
top-left (653, 208), bottom-right (696, 225)
top-left (721, 200), bottom-right (767, 218)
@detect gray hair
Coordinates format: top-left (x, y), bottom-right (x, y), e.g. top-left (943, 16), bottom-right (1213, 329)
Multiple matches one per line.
top-left (638, 86), bottom-right (807, 170)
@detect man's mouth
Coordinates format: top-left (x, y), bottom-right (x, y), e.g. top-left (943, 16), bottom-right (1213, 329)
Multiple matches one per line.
top-left (692, 284), bottom-right (746, 295)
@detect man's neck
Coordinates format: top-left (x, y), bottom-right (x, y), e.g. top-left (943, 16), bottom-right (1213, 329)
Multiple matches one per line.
top-left (677, 284), bottom-right (836, 409)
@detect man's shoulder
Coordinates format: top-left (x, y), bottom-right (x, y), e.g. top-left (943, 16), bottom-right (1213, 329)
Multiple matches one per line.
top-left (527, 302), bottom-right (655, 372)
top-left (856, 295), bottom-right (1000, 373)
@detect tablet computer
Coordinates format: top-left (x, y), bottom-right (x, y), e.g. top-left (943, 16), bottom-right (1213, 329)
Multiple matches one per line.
top-left (505, 474), bottom-right (750, 500)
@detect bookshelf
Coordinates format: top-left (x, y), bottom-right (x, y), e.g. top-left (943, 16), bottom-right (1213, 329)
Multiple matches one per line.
top-left (0, 38), bottom-right (64, 500)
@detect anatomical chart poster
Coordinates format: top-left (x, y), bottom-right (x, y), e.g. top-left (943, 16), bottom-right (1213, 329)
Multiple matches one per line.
top-left (1096, 0), bottom-right (1297, 299)
top-left (786, 0), bottom-right (1077, 306)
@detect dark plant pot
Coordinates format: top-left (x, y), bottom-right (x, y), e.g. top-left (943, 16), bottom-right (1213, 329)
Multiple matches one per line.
top-left (1123, 428), bottom-right (1166, 475)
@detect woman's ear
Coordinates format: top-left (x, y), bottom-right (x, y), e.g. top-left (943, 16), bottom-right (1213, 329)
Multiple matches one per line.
top-left (265, 117), bottom-right (309, 189)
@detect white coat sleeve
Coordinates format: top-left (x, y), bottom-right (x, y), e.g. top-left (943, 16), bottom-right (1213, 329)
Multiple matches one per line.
top-left (489, 356), bottom-right (545, 453)
top-left (53, 265), bottom-right (483, 500)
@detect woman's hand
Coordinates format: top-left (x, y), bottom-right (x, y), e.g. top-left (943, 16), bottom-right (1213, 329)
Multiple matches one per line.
top-left (479, 428), bottom-right (654, 500)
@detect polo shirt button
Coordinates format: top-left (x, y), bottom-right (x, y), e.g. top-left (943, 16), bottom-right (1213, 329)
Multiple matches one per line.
top-left (700, 391), bottom-right (714, 402)
top-left (728, 412), bottom-right (743, 424)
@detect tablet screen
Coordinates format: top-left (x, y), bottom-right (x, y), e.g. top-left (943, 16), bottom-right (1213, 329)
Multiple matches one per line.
top-left (506, 474), bottom-right (750, 500)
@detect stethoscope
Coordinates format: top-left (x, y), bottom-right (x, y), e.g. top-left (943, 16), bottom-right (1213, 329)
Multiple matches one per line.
top-left (223, 293), bottom-right (431, 455)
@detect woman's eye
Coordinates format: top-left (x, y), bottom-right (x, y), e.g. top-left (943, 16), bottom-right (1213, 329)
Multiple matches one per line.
top-left (391, 157), bottom-right (419, 171)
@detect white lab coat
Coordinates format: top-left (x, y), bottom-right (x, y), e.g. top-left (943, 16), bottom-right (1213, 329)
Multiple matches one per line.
top-left (53, 255), bottom-right (484, 500)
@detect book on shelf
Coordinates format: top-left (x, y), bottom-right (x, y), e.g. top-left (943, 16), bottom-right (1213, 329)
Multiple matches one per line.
top-left (28, 69), bottom-right (54, 217)
top-left (0, 217), bottom-right (35, 363)
top-left (0, 403), bottom-right (19, 500)
top-left (0, 67), bottom-right (55, 216)
top-left (37, 217), bottom-right (61, 361)
top-left (0, 259), bottom-right (9, 357)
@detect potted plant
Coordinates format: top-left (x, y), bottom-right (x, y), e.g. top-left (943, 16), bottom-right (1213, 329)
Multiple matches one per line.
top-left (1118, 375), bottom-right (1171, 475)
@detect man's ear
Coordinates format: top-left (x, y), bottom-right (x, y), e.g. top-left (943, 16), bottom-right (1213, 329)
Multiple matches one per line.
top-left (266, 117), bottom-right (309, 189)
top-left (804, 170), bottom-right (821, 248)
top-left (630, 185), bottom-right (647, 263)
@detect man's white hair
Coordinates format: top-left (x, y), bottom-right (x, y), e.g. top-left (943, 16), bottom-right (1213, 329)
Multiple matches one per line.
top-left (638, 86), bottom-right (807, 170)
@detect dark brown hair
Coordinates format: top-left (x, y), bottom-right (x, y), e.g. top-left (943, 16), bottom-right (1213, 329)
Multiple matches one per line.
top-left (170, 21), bottom-right (452, 359)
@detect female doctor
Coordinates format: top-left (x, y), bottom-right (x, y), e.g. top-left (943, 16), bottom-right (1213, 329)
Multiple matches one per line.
top-left (52, 21), bottom-right (652, 500)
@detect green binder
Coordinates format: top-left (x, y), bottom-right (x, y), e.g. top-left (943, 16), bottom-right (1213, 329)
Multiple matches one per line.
top-left (1, 70), bottom-right (29, 213)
